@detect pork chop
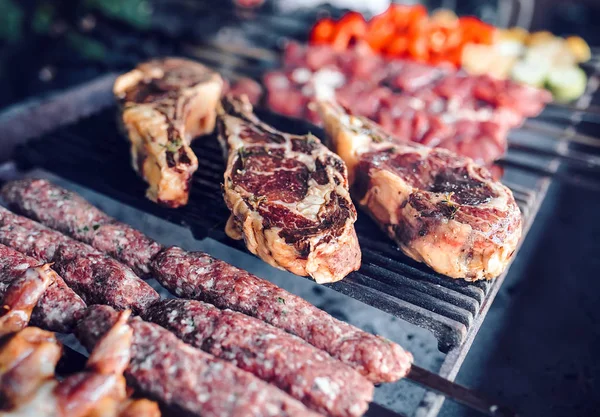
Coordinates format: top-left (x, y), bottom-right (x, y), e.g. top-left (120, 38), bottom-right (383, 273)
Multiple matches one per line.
top-left (317, 100), bottom-right (522, 281)
top-left (114, 58), bottom-right (223, 207)
top-left (217, 96), bottom-right (361, 283)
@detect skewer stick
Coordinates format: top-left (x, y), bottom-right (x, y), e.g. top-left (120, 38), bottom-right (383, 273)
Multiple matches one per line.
top-left (407, 365), bottom-right (518, 417)
top-left (540, 106), bottom-right (600, 124)
top-left (522, 120), bottom-right (600, 148)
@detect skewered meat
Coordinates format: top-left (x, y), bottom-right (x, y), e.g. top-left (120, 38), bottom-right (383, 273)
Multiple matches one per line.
top-left (114, 58), bottom-right (224, 208)
top-left (77, 305), bottom-right (325, 417)
top-left (0, 243), bottom-right (86, 333)
top-left (0, 269), bottom-right (61, 406)
top-left (1, 179), bottom-right (412, 383)
top-left (0, 263), bottom-right (53, 335)
top-left (144, 299), bottom-right (373, 417)
top-left (152, 246), bottom-right (413, 383)
top-left (217, 96), bottom-right (361, 283)
top-left (318, 101), bottom-right (523, 280)
top-left (0, 328), bottom-right (63, 410)
top-left (0, 309), bottom-right (161, 417)
top-left (2, 179), bottom-right (162, 276)
top-left (0, 207), bottom-right (159, 313)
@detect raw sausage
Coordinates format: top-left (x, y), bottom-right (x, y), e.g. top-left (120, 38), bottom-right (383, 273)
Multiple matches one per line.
top-left (77, 305), bottom-right (325, 417)
top-left (144, 299), bottom-right (373, 417)
top-left (0, 207), bottom-right (159, 314)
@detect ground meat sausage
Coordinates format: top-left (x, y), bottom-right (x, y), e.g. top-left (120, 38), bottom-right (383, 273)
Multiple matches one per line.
top-left (1, 180), bottom-right (413, 383)
top-left (152, 247), bottom-right (413, 383)
top-left (0, 243), bottom-right (86, 333)
top-left (2, 179), bottom-right (162, 276)
top-left (0, 207), bottom-right (159, 314)
top-left (144, 299), bottom-right (373, 417)
top-left (77, 305), bottom-right (325, 417)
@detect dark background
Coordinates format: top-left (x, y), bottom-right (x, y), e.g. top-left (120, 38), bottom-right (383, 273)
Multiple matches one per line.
top-left (0, 1), bottom-right (599, 416)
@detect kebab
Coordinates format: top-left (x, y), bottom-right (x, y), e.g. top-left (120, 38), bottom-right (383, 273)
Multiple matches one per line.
top-left (0, 243), bottom-right (328, 417)
top-left (2, 179), bottom-right (413, 383)
top-left (0, 205), bottom-right (372, 417)
top-left (0, 263), bottom-right (160, 417)
top-left (0, 207), bottom-right (160, 314)
top-left (0, 244), bottom-right (86, 333)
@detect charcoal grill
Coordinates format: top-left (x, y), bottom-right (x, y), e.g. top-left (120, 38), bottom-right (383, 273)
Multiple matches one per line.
top-left (2, 3), bottom-right (600, 417)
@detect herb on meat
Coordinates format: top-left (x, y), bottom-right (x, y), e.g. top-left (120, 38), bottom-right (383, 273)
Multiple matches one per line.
top-left (166, 137), bottom-right (183, 153)
top-left (238, 146), bottom-right (250, 168)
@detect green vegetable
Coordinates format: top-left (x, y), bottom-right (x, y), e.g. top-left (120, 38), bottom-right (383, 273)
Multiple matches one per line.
top-left (510, 59), bottom-right (548, 88)
top-left (546, 66), bottom-right (587, 103)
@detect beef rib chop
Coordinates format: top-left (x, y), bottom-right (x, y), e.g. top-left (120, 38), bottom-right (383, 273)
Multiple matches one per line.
top-left (114, 58), bottom-right (223, 207)
top-left (217, 96), bottom-right (361, 283)
top-left (318, 100), bottom-right (522, 281)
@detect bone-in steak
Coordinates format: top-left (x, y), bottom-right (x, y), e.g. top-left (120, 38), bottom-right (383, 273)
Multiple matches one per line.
top-left (217, 96), bottom-right (361, 283)
top-left (114, 58), bottom-right (223, 207)
top-left (318, 100), bottom-right (522, 281)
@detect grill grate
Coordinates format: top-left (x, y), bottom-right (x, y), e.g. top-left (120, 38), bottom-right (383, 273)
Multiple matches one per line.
top-left (14, 106), bottom-right (546, 353)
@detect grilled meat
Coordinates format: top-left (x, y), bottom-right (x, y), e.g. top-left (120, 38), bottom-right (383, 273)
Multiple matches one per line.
top-left (0, 207), bottom-right (159, 313)
top-left (144, 299), bottom-right (374, 417)
top-left (78, 305), bottom-right (325, 417)
top-left (217, 96), bottom-right (361, 283)
top-left (0, 243), bottom-right (86, 333)
top-left (2, 179), bottom-right (163, 277)
top-left (152, 246), bottom-right (413, 383)
top-left (263, 42), bottom-right (551, 165)
top-left (114, 58), bottom-right (223, 207)
top-left (0, 309), bottom-right (161, 417)
top-left (1, 179), bottom-right (412, 383)
top-left (318, 101), bottom-right (523, 281)
top-left (0, 263), bottom-right (53, 336)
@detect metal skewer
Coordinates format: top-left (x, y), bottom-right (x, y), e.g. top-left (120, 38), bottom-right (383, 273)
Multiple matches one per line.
top-left (407, 365), bottom-right (518, 417)
top-left (522, 120), bottom-right (600, 148)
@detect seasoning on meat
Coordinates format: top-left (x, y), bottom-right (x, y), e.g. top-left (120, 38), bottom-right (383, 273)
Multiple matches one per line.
top-left (0, 207), bottom-right (159, 314)
top-left (2, 179), bottom-right (163, 277)
top-left (77, 305), bottom-right (326, 417)
top-left (0, 243), bottom-right (86, 333)
top-left (152, 246), bottom-right (413, 383)
top-left (318, 100), bottom-right (523, 280)
top-left (217, 96), bottom-right (361, 283)
top-left (144, 298), bottom-right (373, 417)
top-left (114, 58), bottom-right (224, 207)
